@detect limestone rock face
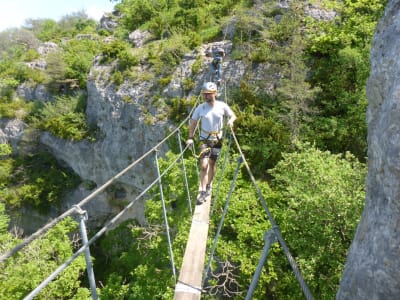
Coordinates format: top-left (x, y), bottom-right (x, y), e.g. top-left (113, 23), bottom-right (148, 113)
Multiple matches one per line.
top-left (337, 1), bottom-right (400, 299)
top-left (98, 12), bottom-right (120, 32)
top-left (128, 29), bottom-right (152, 48)
top-left (0, 119), bottom-right (26, 150)
top-left (16, 82), bottom-right (51, 101)
top-left (40, 61), bottom-right (169, 226)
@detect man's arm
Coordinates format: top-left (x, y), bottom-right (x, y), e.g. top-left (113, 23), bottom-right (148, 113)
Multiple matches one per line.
top-left (225, 105), bottom-right (236, 128)
top-left (188, 119), bottom-right (198, 138)
top-left (186, 118), bottom-right (198, 145)
top-left (227, 114), bottom-right (236, 127)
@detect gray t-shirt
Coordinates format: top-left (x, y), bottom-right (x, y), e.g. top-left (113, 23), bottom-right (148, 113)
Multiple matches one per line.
top-left (192, 101), bottom-right (235, 140)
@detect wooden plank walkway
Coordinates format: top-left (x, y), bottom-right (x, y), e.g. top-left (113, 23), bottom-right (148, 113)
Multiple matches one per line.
top-left (174, 191), bottom-right (212, 300)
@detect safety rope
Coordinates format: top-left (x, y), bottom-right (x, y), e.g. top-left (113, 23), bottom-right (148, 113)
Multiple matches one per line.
top-left (177, 130), bottom-right (193, 214)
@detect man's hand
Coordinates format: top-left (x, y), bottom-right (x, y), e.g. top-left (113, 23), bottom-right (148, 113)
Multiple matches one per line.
top-left (227, 120), bottom-right (234, 128)
top-left (186, 138), bottom-right (194, 146)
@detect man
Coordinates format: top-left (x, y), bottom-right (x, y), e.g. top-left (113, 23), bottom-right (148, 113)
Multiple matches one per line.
top-left (186, 82), bottom-right (236, 204)
top-left (211, 47), bottom-right (225, 83)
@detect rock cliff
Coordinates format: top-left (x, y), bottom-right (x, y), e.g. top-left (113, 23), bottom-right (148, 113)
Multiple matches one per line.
top-left (337, 1), bottom-right (400, 298)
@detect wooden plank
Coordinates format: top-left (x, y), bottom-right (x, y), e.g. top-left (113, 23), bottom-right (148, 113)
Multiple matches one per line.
top-left (174, 190), bottom-right (212, 300)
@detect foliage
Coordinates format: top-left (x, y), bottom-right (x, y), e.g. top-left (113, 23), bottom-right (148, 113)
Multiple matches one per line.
top-left (305, 45), bottom-right (371, 159)
top-left (264, 143), bottom-right (366, 299)
top-left (62, 38), bottom-right (103, 88)
top-left (28, 94), bottom-right (97, 141)
top-left (0, 97), bottom-right (32, 119)
top-left (100, 39), bottom-right (139, 74)
top-left (116, 0), bottom-right (247, 41)
top-left (24, 11), bottom-right (97, 42)
top-left (303, 0), bottom-right (387, 161)
top-left (230, 82), bottom-right (291, 175)
top-left (0, 217), bottom-right (88, 299)
top-left (0, 203), bottom-right (13, 252)
top-left (0, 151), bottom-right (81, 212)
top-left (0, 143), bottom-right (12, 157)
top-left (167, 96), bottom-right (197, 122)
top-left (146, 35), bottom-right (190, 76)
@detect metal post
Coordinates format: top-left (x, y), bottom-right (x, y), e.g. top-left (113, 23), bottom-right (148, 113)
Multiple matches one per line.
top-left (177, 130), bottom-right (192, 214)
top-left (245, 230), bottom-right (277, 300)
top-left (75, 206), bottom-right (98, 300)
top-left (155, 150), bottom-right (177, 283)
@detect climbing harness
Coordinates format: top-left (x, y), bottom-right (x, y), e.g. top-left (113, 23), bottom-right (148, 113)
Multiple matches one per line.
top-left (189, 130), bottom-right (223, 159)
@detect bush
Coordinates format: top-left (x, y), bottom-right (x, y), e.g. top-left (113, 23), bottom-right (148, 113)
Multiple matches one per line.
top-left (28, 94), bottom-right (97, 141)
top-left (2, 151), bottom-right (81, 211)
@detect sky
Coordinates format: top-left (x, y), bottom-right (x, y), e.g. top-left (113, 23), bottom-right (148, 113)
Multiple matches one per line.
top-left (0, 0), bottom-right (116, 32)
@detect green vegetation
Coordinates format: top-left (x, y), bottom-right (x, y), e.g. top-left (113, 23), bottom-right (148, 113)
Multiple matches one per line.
top-left (0, 151), bottom-right (81, 212)
top-left (0, 214), bottom-right (90, 300)
top-left (28, 94), bottom-right (98, 141)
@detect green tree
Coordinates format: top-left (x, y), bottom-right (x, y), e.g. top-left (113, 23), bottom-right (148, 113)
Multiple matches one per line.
top-left (266, 143), bottom-right (366, 299)
top-left (304, 0), bottom-right (387, 160)
top-left (62, 39), bottom-right (102, 88)
top-left (0, 217), bottom-right (89, 299)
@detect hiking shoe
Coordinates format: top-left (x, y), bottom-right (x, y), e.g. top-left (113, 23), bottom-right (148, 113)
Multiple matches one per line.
top-left (205, 184), bottom-right (212, 197)
top-left (197, 191), bottom-right (207, 205)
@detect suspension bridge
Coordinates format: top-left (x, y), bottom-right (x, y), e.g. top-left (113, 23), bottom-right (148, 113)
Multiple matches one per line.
top-left (0, 46), bottom-right (315, 300)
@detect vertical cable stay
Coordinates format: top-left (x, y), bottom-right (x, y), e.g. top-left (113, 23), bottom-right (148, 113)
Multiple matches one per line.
top-left (155, 150), bottom-right (177, 283)
top-left (177, 130), bottom-right (193, 214)
top-left (210, 134), bottom-right (232, 215)
top-left (203, 156), bottom-right (243, 287)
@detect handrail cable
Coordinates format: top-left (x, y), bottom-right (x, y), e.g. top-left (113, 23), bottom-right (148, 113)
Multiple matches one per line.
top-left (230, 129), bottom-right (314, 300)
top-left (24, 141), bottom-right (192, 299)
top-left (0, 95), bottom-right (200, 264)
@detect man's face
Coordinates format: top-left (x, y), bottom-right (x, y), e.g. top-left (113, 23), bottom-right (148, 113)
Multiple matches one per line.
top-left (203, 92), bottom-right (215, 102)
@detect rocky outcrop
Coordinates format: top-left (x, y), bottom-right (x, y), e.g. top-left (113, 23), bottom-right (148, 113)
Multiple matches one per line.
top-left (39, 61), bottom-right (169, 226)
top-left (16, 82), bottom-right (51, 101)
top-left (0, 119), bottom-right (26, 151)
top-left (98, 12), bottom-right (120, 32)
top-left (336, 1), bottom-right (400, 299)
top-left (128, 29), bottom-right (152, 48)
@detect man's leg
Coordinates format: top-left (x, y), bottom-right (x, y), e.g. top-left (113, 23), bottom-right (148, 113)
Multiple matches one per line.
top-left (217, 63), bottom-right (222, 81)
top-left (200, 157), bottom-right (210, 192)
top-left (207, 159), bottom-right (216, 186)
